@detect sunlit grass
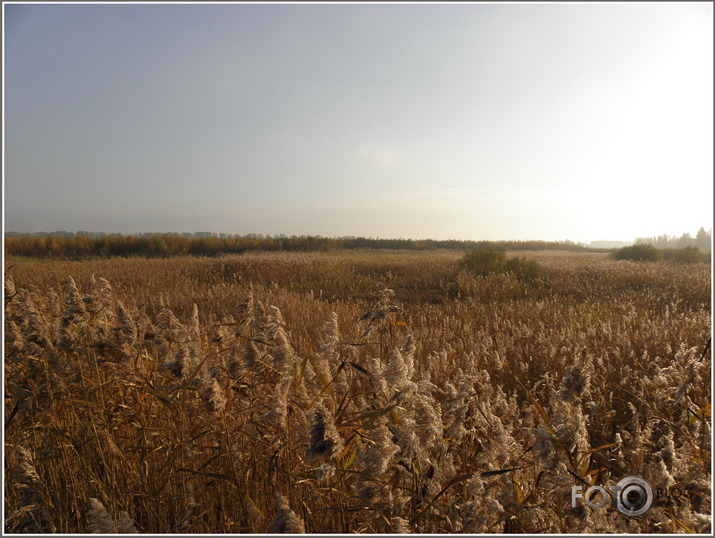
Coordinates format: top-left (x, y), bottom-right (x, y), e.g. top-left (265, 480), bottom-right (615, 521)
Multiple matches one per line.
top-left (4, 250), bottom-right (711, 533)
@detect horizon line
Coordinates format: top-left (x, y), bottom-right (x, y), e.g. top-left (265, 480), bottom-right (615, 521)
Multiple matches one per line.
top-left (9, 228), bottom-right (700, 245)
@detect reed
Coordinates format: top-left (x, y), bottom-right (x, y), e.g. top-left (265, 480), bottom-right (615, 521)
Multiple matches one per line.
top-left (3, 250), bottom-right (711, 533)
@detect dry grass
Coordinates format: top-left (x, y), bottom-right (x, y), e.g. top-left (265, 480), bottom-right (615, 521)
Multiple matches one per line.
top-left (3, 250), bottom-right (711, 533)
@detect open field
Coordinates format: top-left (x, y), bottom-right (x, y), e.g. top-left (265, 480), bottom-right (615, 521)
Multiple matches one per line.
top-left (4, 250), bottom-right (712, 533)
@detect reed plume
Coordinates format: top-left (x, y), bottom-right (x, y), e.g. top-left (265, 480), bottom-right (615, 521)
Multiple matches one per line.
top-left (307, 403), bottom-right (343, 460)
top-left (267, 494), bottom-right (305, 534)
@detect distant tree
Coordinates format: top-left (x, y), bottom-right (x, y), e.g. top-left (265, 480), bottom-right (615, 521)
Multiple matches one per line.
top-left (696, 227), bottom-right (711, 250)
top-left (676, 233), bottom-right (693, 248)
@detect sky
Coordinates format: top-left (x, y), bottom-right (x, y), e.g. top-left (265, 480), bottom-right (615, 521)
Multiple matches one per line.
top-left (3, 2), bottom-right (713, 243)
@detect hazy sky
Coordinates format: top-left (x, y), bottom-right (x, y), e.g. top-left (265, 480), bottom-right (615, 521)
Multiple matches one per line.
top-left (3, 2), bottom-right (713, 243)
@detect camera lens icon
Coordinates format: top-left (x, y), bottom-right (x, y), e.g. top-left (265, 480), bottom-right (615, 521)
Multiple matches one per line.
top-left (615, 477), bottom-right (653, 517)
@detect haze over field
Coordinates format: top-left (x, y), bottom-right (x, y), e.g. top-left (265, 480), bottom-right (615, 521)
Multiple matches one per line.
top-left (3, 2), bottom-right (713, 243)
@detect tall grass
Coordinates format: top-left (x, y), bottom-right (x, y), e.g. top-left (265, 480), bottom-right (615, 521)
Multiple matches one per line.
top-left (4, 250), bottom-right (711, 533)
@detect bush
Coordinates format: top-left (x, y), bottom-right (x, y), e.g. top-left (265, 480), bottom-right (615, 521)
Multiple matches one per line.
top-left (611, 244), bottom-right (662, 262)
top-left (504, 255), bottom-right (544, 284)
top-left (664, 246), bottom-right (703, 264)
top-left (459, 248), bottom-right (508, 276)
top-left (459, 248), bottom-right (543, 284)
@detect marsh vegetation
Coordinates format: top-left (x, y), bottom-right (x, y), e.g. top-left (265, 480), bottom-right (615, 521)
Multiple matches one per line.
top-left (4, 250), bottom-right (711, 533)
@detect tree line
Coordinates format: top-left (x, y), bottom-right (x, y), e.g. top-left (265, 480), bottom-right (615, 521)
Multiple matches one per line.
top-left (635, 227), bottom-right (711, 250)
top-left (4, 232), bottom-right (592, 259)
top-left (611, 244), bottom-right (710, 263)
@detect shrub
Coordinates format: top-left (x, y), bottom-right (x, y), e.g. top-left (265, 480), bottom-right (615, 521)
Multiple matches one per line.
top-left (458, 248), bottom-right (508, 276)
top-left (504, 255), bottom-right (544, 284)
top-left (459, 248), bottom-right (543, 284)
top-left (611, 244), bottom-right (662, 262)
top-left (665, 246), bottom-right (703, 264)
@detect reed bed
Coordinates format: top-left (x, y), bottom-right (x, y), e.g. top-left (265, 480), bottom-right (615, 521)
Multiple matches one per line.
top-left (3, 250), bottom-right (711, 533)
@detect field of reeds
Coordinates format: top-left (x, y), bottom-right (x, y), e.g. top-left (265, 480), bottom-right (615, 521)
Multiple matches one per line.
top-left (3, 250), bottom-right (712, 533)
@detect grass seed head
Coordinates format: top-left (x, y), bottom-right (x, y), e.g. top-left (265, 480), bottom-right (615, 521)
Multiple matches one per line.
top-left (87, 498), bottom-right (116, 534)
top-left (268, 494), bottom-right (305, 534)
top-left (307, 403), bottom-right (343, 460)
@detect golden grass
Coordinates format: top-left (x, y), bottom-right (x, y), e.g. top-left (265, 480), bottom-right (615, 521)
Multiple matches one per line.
top-left (3, 250), bottom-right (711, 533)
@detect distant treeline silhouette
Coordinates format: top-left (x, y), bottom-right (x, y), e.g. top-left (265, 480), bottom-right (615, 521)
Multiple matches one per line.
top-left (4, 232), bottom-right (592, 259)
top-left (635, 227), bottom-right (711, 250)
